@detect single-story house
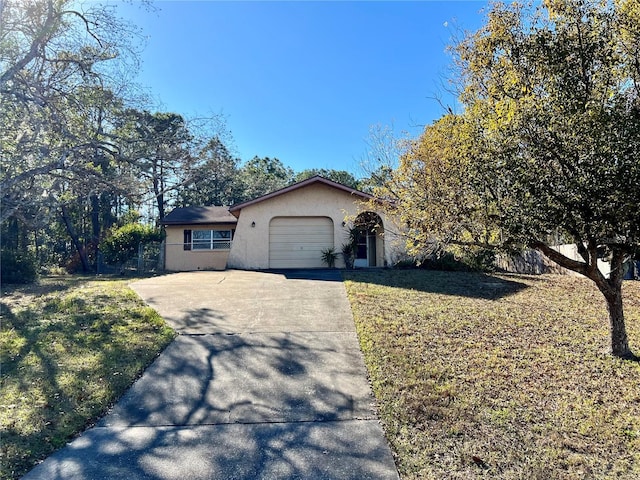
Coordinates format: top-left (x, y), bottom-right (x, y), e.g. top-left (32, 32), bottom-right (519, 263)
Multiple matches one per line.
top-left (161, 176), bottom-right (403, 271)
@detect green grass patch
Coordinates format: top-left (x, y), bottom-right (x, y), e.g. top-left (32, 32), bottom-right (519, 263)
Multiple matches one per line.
top-left (0, 276), bottom-right (176, 480)
top-left (344, 270), bottom-right (640, 479)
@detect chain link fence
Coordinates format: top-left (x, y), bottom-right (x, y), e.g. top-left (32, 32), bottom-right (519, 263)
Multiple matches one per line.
top-left (97, 241), bottom-right (164, 275)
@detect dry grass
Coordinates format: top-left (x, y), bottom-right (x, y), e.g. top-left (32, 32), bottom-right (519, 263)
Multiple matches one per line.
top-left (344, 270), bottom-right (640, 479)
top-left (0, 276), bottom-right (176, 480)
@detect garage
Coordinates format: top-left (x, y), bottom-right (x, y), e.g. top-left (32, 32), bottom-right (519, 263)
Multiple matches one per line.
top-left (269, 216), bottom-right (334, 268)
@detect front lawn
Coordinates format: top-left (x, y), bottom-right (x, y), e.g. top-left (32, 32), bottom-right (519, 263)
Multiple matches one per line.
top-left (344, 270), bottom-right (640, 479)
top-left (0, 276), bottom-right (176, 480)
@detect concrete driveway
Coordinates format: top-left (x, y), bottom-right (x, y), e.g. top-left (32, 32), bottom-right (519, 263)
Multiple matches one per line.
top-left (24, 270), bottom-right (399, 480)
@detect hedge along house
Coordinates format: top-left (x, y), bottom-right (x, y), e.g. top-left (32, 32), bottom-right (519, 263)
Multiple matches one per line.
top-left (161, 176), bottom-right (403, 271)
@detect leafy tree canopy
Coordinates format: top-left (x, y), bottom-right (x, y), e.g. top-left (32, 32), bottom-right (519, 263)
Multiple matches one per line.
top-left (295, 169), bottom-right (360, 189)
top-left (116, 109), bottom-right (196, 220)
top-left (177, 137), bottom-right (242, 207)
top-left (377, 0), bottom-right (640, 358)
top-left (237, 156), bottom-right (295, 202)
top-left (0, 0), bottom-right (142, 225)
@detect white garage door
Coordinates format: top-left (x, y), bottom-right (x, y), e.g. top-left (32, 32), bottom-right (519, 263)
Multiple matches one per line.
top-left (269, 217), bottom-right (334, 268)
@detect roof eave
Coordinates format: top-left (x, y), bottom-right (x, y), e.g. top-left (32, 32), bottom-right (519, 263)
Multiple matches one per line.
top-left (161, 220), bottom-right (238, 226)
top-left (229, 176), bottom-right (375, 213)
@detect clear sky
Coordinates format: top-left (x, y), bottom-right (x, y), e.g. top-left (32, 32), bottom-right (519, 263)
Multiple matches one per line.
top-left (113, 1), bottom-right (489, 176)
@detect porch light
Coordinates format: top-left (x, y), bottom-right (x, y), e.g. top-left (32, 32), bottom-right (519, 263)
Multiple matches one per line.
top-left (251, 221), bottom-right (256, 228)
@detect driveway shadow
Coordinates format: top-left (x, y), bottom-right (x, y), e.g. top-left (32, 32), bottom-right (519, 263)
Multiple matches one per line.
top-left (24, 419), bottom-right (396, 479)
top-left (24, 325), bottom-right (395, 479)
top-left (22, 270), bottom-right (400, 479)
top-left (263, 268), bottom-right (344, 282)
top-left (100, 329), bottom-right (375, 427)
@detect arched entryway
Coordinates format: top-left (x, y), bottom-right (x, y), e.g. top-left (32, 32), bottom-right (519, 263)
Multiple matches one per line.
top-left (353, 212), bottom-right (384, 267)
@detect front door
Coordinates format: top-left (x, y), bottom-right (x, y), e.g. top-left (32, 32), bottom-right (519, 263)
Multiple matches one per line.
top-left (367, 233), bottom-right (377, 267)
top-left (354, 230), bottom-right (376, 267)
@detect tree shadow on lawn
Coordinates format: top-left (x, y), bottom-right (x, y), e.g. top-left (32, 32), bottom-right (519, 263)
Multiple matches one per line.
top-left (343, 268), bottom-right (530, 301)
top-left (1, 273), bottom-right (156, 298)
top-left (0, 275), bottom-right (85, 297)
top-left (0, 294), bottom-right (174, 480)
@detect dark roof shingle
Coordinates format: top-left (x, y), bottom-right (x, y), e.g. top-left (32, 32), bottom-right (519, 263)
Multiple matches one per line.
top-left (161, 206), bottom-right (237, 225)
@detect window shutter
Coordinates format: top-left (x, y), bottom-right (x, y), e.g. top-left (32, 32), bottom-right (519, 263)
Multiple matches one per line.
top-left (183, 229), bottom-right (192, 250)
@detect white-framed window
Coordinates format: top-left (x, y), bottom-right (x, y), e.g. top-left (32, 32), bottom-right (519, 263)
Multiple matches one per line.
top-left (189, 229), bottom-right (233, 250)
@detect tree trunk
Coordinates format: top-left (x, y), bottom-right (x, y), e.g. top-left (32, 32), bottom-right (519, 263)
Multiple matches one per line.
top-left (154, 183), bottom-right (165, 220)
top-left (602, 288), bottom-right (632, 358)
top-left (595, 261), bottom-right (634, 359)
top-left (152, 162), bottom-right (165, 221)
top-left (91, 194), bottom-right (101, 243)
top-left (533, 241), bottom-right (635, 359)
top-left (61, 204), bottom-right (90, 272)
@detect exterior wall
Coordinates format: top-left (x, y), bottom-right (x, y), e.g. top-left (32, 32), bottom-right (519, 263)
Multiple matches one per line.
top-left (227, 183), bottom-right (395, 270)
top-left (374, 232), bottom-right (384, 267)
top-left (380, 226), bottom-right (406, 267)
top-left (164, 224), bottom-right (232, 271)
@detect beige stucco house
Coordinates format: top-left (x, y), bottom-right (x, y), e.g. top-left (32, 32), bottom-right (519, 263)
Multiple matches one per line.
top-left (161, 176), bottom-right (403, 271)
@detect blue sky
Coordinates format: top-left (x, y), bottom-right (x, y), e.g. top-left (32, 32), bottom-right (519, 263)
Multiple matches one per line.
top-left (114, 1), bottom-right (489, 176)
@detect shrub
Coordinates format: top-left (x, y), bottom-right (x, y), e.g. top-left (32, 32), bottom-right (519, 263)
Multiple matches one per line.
top-left (416, 248), bottom-right (496, 273)
top-left (100, 223), bottom-right (162, 266)
top-left (1, 249), bottom-right (38, 284)
top-left (321, 247), bottom-right (339, 268)
top-left (461, 247), bottom-right (496, 272)
top-left (394, 258), bottom-right (420, 269)
top-left (341, 243), bottom-right (355, 269)
top-left (420, 252), bottom-right (471, 271)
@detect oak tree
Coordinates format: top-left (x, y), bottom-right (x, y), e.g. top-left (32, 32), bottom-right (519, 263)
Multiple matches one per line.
top-left (379, 0), bottom-right (640, 358)
top-left (1, 0), bottom-right (145, 270)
